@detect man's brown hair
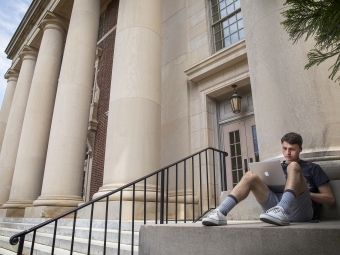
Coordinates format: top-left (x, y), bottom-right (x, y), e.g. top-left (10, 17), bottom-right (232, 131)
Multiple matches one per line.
top-left (281, 132), bottom-right (303, 149)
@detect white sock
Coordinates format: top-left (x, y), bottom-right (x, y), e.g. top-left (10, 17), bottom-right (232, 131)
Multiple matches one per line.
top-left (277, 189), bottom-right (296, 214)
top-left (217, 194), bottom-right (238, 216)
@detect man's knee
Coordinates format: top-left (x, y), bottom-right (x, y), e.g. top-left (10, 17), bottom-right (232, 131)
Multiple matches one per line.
top-left (242, 171), bottom-right (260, 183)
top-left (287, 162), bottom-right (301, 174)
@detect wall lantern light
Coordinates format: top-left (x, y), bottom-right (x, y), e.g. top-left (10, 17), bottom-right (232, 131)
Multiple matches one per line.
top-left (230, 85), bottom-right (242, 114)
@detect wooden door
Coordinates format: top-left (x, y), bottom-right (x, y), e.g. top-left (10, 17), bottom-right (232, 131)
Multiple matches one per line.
top-left (221, 116), bottom-right (259, 189)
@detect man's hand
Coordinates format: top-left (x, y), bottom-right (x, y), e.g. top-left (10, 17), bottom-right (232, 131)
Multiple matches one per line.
top-left (310, 183), bottom-right (335, 205)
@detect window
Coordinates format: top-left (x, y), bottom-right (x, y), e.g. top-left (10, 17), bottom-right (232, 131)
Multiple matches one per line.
top-left (229, 130), bottom-right (243, 187)
top-left (251, 125), bottom-right (260, 162)
top-left (98, 13), bottom-right (105, 41)
top-left (210, 0), bottom-right (244, 52)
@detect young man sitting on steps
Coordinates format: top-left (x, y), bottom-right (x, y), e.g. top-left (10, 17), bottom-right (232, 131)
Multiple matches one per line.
top-left (202, 132), bottom-right (335, 226)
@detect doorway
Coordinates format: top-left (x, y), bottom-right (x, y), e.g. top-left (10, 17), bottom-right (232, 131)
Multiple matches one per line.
top-left (221, 116), bottom-right (259, 188)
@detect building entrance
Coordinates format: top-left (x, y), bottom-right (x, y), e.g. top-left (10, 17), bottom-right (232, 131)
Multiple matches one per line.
top-left (221, 116), bottom-right (259, 188)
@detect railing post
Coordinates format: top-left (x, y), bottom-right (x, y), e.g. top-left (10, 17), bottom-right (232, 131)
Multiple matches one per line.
top-left (131, 184), bottom-right (135, 254)
top-left (175, 164), bottom-right (178, 223)
top-left (199, 152), bottom-right (202, 215)
top-left (212, 150), bottom-right (217, 208)
top-left (70, 211), bottom-right (77, 255)
top-left (223, 152), bottom-right (228, 191)
top-left (87, 204), bottom-right (94, 255)
top-left (17, 236), bottom-right (25, 255)
top-left (155, 173), bottom-right (159, 224)
top-left (205, 150), bottom-right (210, 210)
top-left (184, 160), bottom-right (186, 223)
top-left (166, 168), bottom-right (169, 223)
top-left (220, 152), bottom-right (223, 191)
top-left (51, 220), bottom-right (58, 255)
top-left (160, 170), bottom-right (165, 224)
top-left (192, 155), bottom-right (195, 221)
top-left (103, 197), bottom-right (109, 255)
top-left (30, 231), bottom-right (36, 255)
top-left (144, 179), bottom-right (147, 224)
top-left (118, 191), bottom-right (123, 254)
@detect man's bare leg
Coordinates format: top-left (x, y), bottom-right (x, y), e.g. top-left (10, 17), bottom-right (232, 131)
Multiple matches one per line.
top-left (260, 162), bottom-right (308, 226)
top-left (284, 162), bottom-right (307, 196)
top-left (230, 171), bottom-right (269, 203)
top-left (273, 162), bottom-right (307, 214)
top-left (202, 171), bottom-right (269, 226)
top-left (217, 171), bottom-right (269, 215)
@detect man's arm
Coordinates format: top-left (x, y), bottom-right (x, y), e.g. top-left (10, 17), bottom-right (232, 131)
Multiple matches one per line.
top-left (310, 182), bottom-right (335, 205)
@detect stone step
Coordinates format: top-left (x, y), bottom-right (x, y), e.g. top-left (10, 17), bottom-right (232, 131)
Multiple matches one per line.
top-left (139, 220), bottom-right (340, 255)
top-left (0, 218), bottom-right (182, 254)
top-left (0, 247), bottom-right (16, 255)
top-left (0, 217), bottom-right (149, 231)
top-left (0, 218), bottom-right (142, 255)
top-left (0, 223), bottom-right (139, 246)
top-left (0, 235), bottom-right (85, 255)
top-left (0, 230), bottom-right (138, 255)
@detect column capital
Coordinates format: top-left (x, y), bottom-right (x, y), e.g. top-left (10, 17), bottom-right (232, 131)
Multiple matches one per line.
top-left (39, 11), bottom-right (69, 37)
top-left (4, 69), bottom-right (19, 81)
top-left (19, 45), bottom-right (38, 61)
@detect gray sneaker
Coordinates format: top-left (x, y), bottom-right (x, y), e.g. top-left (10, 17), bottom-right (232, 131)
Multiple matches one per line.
top-left (260, 206), bottom-right (290, 226)
top-left (202, 209), bottom-right (227, 226)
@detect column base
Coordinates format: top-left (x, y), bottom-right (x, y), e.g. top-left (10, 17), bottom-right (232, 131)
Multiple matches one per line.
top-left (2, 199), bottom-right (33, 209)
top-left (33, 195), bottom-right (83, 207)
top-left (93, 183), bottom-right (158, 201)
top-left (24, 206), bottom-right (76, 218)
top-left (0, 208), bottom-right (25, 218)
top-left (76, 200), bottom-right (199, 221)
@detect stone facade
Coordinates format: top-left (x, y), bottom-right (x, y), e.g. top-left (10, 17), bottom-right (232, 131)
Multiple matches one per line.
top-left (0, 0), bottom-right (339, 219)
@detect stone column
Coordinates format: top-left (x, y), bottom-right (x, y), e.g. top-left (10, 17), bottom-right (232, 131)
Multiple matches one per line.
top-left (0, 46), bottom-right (37, 207)
top-left (33, 0), bottom-right (100, 209)
top-left (3, 13), bottom-right (68, 210)
top-left (94, 0), bottom-right (162, 200)
top-left (0, 69), bottom-right (19, 150)
top-left (240, 0), bottom-right (340, 178)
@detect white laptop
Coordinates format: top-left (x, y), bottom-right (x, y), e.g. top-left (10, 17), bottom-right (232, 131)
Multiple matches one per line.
top-left (248, 160), bottom-right (286, 193)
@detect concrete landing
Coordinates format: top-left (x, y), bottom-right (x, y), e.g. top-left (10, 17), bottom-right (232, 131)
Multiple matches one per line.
top-left (139, 221), bottom-right (340, 255)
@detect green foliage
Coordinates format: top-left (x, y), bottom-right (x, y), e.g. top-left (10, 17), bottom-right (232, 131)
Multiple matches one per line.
top-left (281, 0), bottom-right (340, 82)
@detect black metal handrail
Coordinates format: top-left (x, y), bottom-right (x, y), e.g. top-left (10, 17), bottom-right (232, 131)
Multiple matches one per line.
top-left (9, 147), bottom-right (228, 255)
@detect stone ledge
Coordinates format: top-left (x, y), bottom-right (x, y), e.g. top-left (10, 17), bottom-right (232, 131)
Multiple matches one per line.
top-left (139, 221), bottom-right (340, 255)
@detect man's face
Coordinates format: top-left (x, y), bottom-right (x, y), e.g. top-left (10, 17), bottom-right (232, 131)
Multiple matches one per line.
top-left (281, 141), bottom-right (301, 163)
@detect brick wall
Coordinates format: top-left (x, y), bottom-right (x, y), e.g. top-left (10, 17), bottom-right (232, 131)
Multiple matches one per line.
top-left (89, 0), bottom-right (119, 200)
